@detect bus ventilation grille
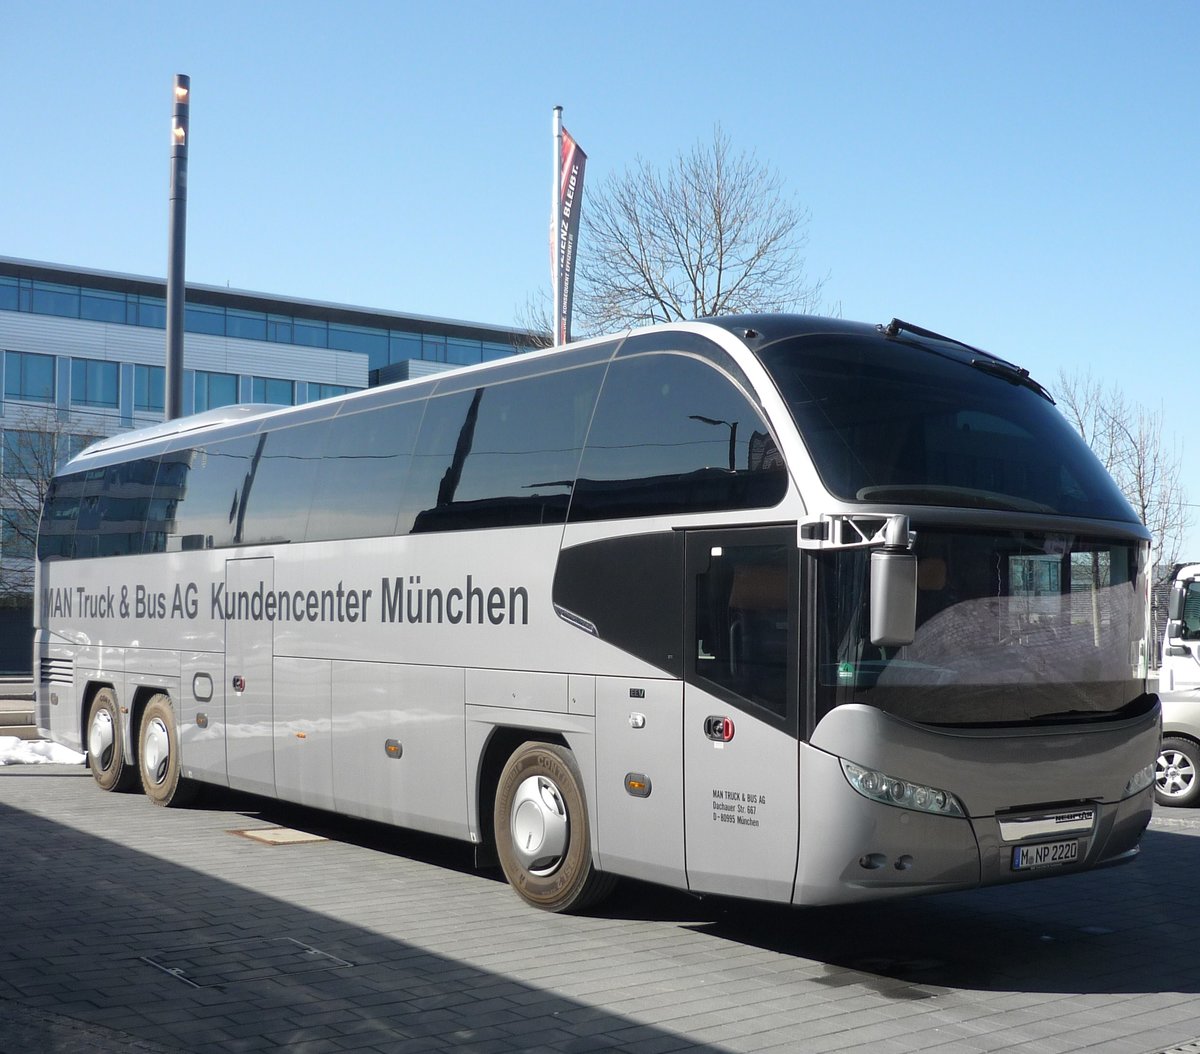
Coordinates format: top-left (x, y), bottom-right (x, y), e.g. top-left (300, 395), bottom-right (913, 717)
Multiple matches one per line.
top-left (39, 658), bottom-right (73, 687)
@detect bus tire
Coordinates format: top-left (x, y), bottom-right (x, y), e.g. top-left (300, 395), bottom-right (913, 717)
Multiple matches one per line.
top-left (1156, 736), bottom-right (1200, 808)
top-left (86, 688), bottom-right (138, 792)
top-left (494, 741), bottom-right (616, 913)
top-left (138, 694), bottom-right (198, 808)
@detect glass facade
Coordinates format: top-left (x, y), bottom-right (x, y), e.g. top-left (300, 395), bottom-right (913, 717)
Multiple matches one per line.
top-left (134, 365), bottom-right (165, 413)
top-left (4, 350), bottom-right (55, 402)
top-left (194, 371), bottom-right (238, 412)
top-left (71, 358), bottom-right (120, 408)
top-left (252, 377), bottom-right (295, 405)
top-left (0, 273), bottom-right (532, 369)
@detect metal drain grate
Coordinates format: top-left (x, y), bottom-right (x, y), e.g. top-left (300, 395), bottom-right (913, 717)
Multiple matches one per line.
top-left (143, 937), bottom-right (354, 988)
top-left (1155, 1043), bottom-right (1200, 1054)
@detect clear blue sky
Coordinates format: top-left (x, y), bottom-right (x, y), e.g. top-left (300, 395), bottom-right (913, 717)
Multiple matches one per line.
top-left (3, 1), bottom-right (1198, 552)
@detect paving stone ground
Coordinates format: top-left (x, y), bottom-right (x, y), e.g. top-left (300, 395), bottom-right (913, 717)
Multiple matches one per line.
top-left (2, 764), bottom-right (1199, 1054)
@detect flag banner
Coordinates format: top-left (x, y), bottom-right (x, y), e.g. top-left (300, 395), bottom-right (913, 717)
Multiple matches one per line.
top-left (554, 126), bottom-right (586, 344)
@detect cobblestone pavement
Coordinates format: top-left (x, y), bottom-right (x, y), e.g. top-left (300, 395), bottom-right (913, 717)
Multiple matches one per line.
top-left (2, 765), bottom-right (1199, 1054)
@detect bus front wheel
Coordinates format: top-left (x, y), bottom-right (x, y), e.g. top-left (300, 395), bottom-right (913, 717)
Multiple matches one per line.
top-left (86, 688), bottom-right (138, 792)
top-left (138, 694), bottom-right (198, 808)
top-left (493, 741), bottom-right (615, 912)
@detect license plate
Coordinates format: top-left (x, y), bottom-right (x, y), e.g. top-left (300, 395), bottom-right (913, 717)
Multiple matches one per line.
top-left (1011, 840), bottom-right (1079, 871)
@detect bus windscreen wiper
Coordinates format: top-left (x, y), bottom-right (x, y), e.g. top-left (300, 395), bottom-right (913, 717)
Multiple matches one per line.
top-left (968, 358), bottom-right (1055, 404)
top-left (883, 318), bottom-right (1054, 404)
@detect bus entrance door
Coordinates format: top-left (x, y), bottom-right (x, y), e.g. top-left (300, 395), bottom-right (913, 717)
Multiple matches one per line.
top-left (683, 529), bottom-right (800, 903)
top-left (224, 557), bottom-right (275, 797)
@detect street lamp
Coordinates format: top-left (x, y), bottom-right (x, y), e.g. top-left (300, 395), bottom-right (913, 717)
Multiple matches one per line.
top-left (165, 74), bottom-right (190, 421)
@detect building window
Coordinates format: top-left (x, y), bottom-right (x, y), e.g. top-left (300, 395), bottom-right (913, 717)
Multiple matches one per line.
top-left (131, 296), bottom-right (166, 329)
top-left (2, 430), bottom-right (54, 480)
top-left (30, 282), bottom-right (80, 318)
top-left (0, 277), bottom-right (17, 312)
top-left (80, 289), bottom-right (127, 323)
top-left (4, 350), bottom-right (56, 402)
top-left (227, 309), bottom-right (267, 341)
top-left (71, 358), bottom-right (120, 408)
top-left (135, 365), bottom-right (165, 413)
top-left (252, 377), bottom-right (295, 405)
top-left (267, 315), bottom-right (293, 343)
top-left (194, 371), bottom-right (238, 412)
top-left (185, 303), bottom-right (226, 335)
top-left (309, 383), bottom-right (352, 402)
top-left (1, 507), bottom-right (36, 560)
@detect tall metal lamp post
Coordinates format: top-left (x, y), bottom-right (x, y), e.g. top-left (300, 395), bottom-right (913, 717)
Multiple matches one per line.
top-left (165, 74), bottom-right (190, 421)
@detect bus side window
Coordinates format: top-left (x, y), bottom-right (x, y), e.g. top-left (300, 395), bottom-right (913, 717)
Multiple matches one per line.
top-left (568, 351), bottom-right (787, 523)
top-left (695, 544), bottom-right (790, 716)
top-left (407, 364), bottom-right (605, 534)
top-left (307, 399), bottom-right (422, 542)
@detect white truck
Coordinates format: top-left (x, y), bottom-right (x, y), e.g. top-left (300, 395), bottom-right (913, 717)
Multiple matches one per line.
top-left (1157, 564), bottom-right (1200, 806)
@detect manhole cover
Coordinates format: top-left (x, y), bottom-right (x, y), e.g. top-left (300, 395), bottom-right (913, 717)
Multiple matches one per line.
top-left (143, 937), bottom-right (353, 988)
top-left (230, 826), bottom-right (328, 846)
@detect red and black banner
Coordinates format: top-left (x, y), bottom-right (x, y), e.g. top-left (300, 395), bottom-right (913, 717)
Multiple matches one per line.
top-left (554, 127), bottom-right (586, 344)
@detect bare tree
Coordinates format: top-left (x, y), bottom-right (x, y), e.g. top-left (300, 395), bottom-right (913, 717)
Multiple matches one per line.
top-left (1056, 369), bottom-right (1189, 581)
top-left (574, 126), bottom-right (827, 333)
top-left (0, 407), bottom-right (110, 600)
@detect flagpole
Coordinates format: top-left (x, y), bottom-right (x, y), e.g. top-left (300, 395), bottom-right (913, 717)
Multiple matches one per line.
top-left (552, 105), bottom-right (563, 346)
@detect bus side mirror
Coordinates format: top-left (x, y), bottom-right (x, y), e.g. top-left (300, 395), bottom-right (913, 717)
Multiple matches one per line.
top-left (1167, 620), bottom-right (1184, 642)
top-left (870, 549), bottom-right (917, 647)
top-left (1168, 582), bottom-right (1187, 622)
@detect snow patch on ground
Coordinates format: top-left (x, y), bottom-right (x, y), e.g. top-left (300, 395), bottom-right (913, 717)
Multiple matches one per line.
top-left (0, 736), bottom-right (86, 766)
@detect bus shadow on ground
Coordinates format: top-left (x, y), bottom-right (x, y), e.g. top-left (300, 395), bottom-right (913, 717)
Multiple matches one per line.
top-left (673, 828), bottom-right (1200, 996)
top-left (0, 787), bottom-right (729, 1054)
top-left (216, 788), bottom-right (1200, 998)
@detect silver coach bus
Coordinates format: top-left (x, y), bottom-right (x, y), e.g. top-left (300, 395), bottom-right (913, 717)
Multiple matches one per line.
top-left (33, 315), bottom-right (1159, 911)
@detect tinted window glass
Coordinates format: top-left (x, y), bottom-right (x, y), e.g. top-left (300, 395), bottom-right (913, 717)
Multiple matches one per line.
top-left (569, 352), bottom-right (787, 522)
top-left (695, 542), bottom-right (791, 716)
top-left (31, 282), bottom-right (79, 318)
top-left (37, 472), bottom-right (84, 560)
top-left (231, 425), bottom-right (323, 545)
top-left (195, 371), bottom-right (238, 412)
top-left (400, 390), bottom-right (474, 534)
top-left (71, 359), bottom-right (119, 408)
top-left (308, 399), bottom-right (423, 541)
top-left (144, 454), bottom-right (189, 554)
top-left (227, 309), bottom-right (267, 341)
top-left (412, 366), bottom-right (604, 532)
top-left (0, 277), bottom-right (17, 311)
top-left (756, 334), bottom-right (1137, 521)
top-left (164, 437), bottom-right (261, 550)
top-left (252, 377), bottom-right (294, 405)
top-left (3, 430), bottom-right (53, 479)
top-left (135, 365), bottom-right (165, 413)
top-left (135, 297), bottom-right (166, 328)
top-left (81, 289), bottom-right (126, 323)
top-left (5, 350), bottom-right (55, 402)
top-left (185, 303), bottom-right (226, 335)
top-left (293, 319), bottom-right (328, 348)
top-left (75, 459), bottom-right (159, 557)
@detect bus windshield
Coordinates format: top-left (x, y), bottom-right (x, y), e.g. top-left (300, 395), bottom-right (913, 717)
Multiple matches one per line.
top-left (816, 527), bottom-right (1149, 726)
top-left (754, 333), bottom-right (1138, 522)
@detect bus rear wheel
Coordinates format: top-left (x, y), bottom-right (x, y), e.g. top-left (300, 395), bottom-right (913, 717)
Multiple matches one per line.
top-left (86, 688), bottom-right (137, 792)
top-left (494, 742), bottom-right (615, 912)
top-left (138, 694), bottom-right (198, 808)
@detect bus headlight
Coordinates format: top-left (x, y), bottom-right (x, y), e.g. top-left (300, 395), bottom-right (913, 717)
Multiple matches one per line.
top-left (840, 759), bottom-right (965, 817)
top-left (1124, 761), bottom-right (1154, 797)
